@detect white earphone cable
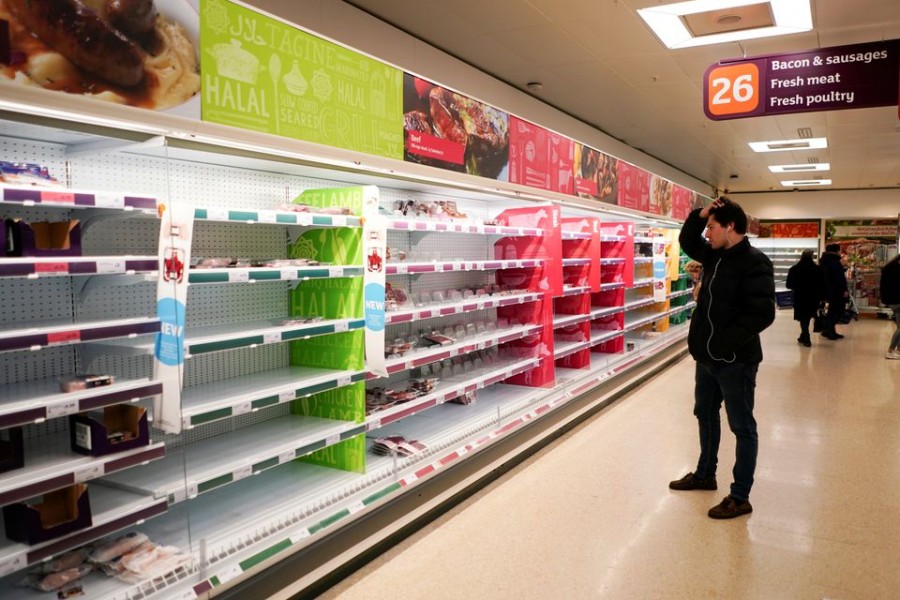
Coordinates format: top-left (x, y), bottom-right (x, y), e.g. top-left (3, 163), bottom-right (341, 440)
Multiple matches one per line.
top-left (706, 257), bottom-right (736, 363)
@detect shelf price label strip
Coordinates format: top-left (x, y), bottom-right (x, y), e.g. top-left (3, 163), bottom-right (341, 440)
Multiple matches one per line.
top-left (376, 325), bottom-right (543, 377)
top-left (0, 443), bottom-right (165, 506)
top-left (186, 372), bottom-right (366, 428)
top-left (384, 292), bottom-right (541, 324)
top-left (367, 358), bottom-right (541, 430)
top-left (186, 319), bottom-right (365, 355)
top-left (0, 318), bottom-right (161, 353)
top-left (1, 185), bottom-right (157, 210)
top-left (188, 266), bottom-right (363, 284)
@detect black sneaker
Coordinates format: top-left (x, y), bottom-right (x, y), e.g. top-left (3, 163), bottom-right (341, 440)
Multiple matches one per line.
top-left (708, 495), bottom-right (752, 519)
top-left (669, 472), bottom-right (717, 491)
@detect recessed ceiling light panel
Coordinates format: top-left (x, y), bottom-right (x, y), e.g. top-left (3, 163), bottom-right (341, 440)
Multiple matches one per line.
top-left (768, 163), bottom-right (831, 173)
top-left (749, 137), bottom-right (827, 152)
top-left (637, 0), bottom-right (812, 49)
top-left (780, 179), bottom-right (832, 186)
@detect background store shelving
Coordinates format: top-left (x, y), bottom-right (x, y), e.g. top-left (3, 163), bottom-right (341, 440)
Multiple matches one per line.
top-left (0, 106), bottom-right (694, 599)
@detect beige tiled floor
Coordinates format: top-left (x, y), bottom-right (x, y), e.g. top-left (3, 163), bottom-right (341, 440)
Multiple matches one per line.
top-left (320, 312), bottom-right (900, 599)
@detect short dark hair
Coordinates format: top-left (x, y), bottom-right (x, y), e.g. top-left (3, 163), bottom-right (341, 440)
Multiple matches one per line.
top-left (825, 243), bottom-right (840, 252)
top-left (708, 196), bottom-right (747, 234)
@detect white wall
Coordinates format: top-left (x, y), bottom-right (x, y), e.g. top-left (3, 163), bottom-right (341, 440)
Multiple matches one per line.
top-left (734, 189), bottom-right (900, 220)
top-left (246, 0), bottom-right (712, 196)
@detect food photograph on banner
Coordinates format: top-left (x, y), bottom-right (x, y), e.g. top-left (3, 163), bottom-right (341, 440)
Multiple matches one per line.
top-left (574, 143), bottom-right (618, 204)
top-left (508, 117), bottom-right (575, 195)
top-left (0, 0), bottom-right (201, 115)
top-left (649, 174), bottom-right (673, 216)
top-left (402, 74), bottom-right (510, 180)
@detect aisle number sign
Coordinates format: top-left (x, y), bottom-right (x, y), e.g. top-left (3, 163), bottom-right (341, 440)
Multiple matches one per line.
top-left (703, 39), bottom-right (900, 120)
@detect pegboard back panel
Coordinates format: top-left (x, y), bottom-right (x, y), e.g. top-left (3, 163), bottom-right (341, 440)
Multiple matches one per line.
top-left (186, 283), bottom-right (290, 328)
top-left (0, 346), bottom-right (76, 386)
top-left (0, 279), bottom-right (74, 324)
top-left (75, 280), bottom-right (157, 322)
top-left (190, 222), bottom-right (291, 261)
top-left (184, 344), bottom-right (288, 388)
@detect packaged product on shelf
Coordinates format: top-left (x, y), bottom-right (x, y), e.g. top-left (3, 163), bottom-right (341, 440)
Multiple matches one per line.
top-left (371, 435), bottom-right (428, 456)
top-left (5, 218), bottom-right (82, 257)
top-left (385, 283), bottom-right (410, 311)
top-left (422, 331), bottom-right (455, 346)
top-left (0, 162), bottom-right (61, 187)
top-left (386, 247), bottom-right (407, 262)
top-left (278, 202), bottom-right (353, 215)
top-left (4, 484), bottom-right (93, 545)
top-left (35, 548), bottom-right (92, 574)
top-left (449, 390), bottom-right (477, 405)
top-left (59, 374), bottom-right (115, 393)
top-left (89, 532), bottom-right (150, 564)
top-left (0, 426), bottom-right (25, 474)
top-left (385, 337), bottom-right (413, 358)
top-left (21, 564), bottom-right (93, 593)
top-left (70, 405), bottom-right (149, 456)
top-left (192, 257), bottom-right (235, 269)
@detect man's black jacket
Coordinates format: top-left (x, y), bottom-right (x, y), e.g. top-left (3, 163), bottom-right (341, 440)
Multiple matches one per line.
top-left (679, 209), bottom-right (775, 365)
top-left (819, 251), bottom-right (848, 302)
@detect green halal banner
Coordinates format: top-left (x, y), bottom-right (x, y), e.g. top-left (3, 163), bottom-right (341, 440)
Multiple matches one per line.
top-left (200, 0), bottom-right (403, 159)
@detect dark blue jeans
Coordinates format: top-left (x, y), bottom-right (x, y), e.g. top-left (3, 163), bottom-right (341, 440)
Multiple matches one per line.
top-left (693, 361), bottom-right (760, 502)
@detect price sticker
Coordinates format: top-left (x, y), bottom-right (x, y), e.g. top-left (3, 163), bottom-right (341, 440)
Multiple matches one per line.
top-left (290, 529), bottom-right (311, 545)
top-left (170, 487), bottom-right (188, 504)
top-left (96, 259), bottom-right (126, 274)
top-left (334, 321), bottom-right (349, 333)
top-left (404, 473), bottom-right (418, 485)
top-left (476, 341), bottom-right (486, 351)
top-left (368, 418), bottom-right (381, 430)
top-left (75, 463), bottom-right (104, 483)
top-left (257, 210), bottom-right (277, 224)
top-left (217, 565), bottom-right (243, 585)
top-left (173, 589), bottom-right (198, 600)
top-left (348, 500), bottom-right (366, 514)
top-left (35, 262), bottom-right (68, 274)
top-left (187, 482), bottom-right (199, 498)
top-left (263, 332), bottom-right (281, 345)
top-left (325, 433), bottom-right (341, 447)
top-left (279, 450), bottom-right (296, 464)
top-left (94, 194), bottom-right (125, 209)
top-left (0, 554), bottom-right (25, 578)
top-left (281, 268), bottom-right (297, 281)
top-left (337, 375), bottom-right (352, 388)
top-left (42, 190), bottom-right (75, 204)
top-left (228, 270), bottom-right (249, 283)
top-left (233, 464), bottom-right (253, 481)
top-left (331, 215), bottom-right (347, 227)
top-left (279, 390), bottom-right (296, 403)
top-left (206, 208), bottom-right (229, 221)
top-left (46, 400), bottom-right (79, 419)
top-left (233, 402), bottom-right (252, 416)
top-left (48, 330), bottom-right (81, 344)
top-left (328, 267), bottom-right (343, 278)
top-left (705, 62), bottom-right (760, 118)
top-left (394, 264), bottom-right (408, 275)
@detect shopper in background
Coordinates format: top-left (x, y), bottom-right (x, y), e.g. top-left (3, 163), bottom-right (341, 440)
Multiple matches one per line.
top-left (671, 197), bottom-right (775, 520)
top-left (880, 253), bottom-right (900, 359)
top-left (684, 259), bottom-right (703, 301)
top-left (819, 243), bottom-right (849, 340)
top-left (786, 249), bottom-right (825, 347)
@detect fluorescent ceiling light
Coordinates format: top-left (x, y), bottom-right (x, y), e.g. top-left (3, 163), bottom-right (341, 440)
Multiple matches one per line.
top-left (749, 137), bottom-right (827, 152)
top-left (768, 163), bottom-right (831, 173)
top-left (780, 179), bottom-right (832, 187)
top-left (637, 0), bottom-right (812, 49)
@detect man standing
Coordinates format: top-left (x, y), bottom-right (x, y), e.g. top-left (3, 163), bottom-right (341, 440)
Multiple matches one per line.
top-left (671, 197), bottom-right (775, 519)
top-left (819, 243), bottom-right (849, 340)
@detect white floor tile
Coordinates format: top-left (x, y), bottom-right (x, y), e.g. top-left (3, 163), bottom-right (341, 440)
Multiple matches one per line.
top-left (319, 311), bottom-right (900, 599)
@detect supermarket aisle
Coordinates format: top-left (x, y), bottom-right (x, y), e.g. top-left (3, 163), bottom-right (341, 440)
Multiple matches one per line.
top-left (319, 311), bottom-right (899, 599)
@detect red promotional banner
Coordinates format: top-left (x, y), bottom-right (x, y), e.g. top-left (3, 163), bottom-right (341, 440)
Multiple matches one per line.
top-left (509, 118), bottom-right (575, 194)
top-left (671, 185), bottom-right (693, 220)
top-left (617, 162), bottom-right (650, 212)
